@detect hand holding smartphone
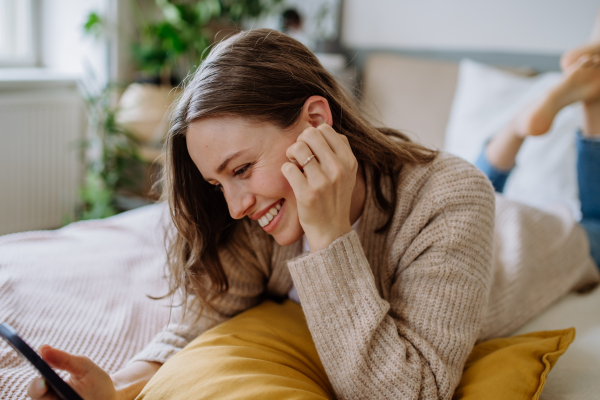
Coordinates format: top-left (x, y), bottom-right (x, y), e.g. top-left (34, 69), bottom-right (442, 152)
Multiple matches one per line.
top-left (0, 323), bottom-right (83, 400)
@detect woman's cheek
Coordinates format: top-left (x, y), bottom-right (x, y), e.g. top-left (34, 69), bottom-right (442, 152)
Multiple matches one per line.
top-left (267, 169), bottom-right (295, 198)
top-left (281, 179), bottom-right (297, 204)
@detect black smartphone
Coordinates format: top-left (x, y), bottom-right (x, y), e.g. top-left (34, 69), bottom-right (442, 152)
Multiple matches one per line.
top-left (0, 323), bottom-right (83, 400)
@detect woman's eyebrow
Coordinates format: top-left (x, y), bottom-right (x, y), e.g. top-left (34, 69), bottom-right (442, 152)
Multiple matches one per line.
top-left (203, 148), bottom-right (251, 182)
top-left (216, 149), bottom-right (250, 174)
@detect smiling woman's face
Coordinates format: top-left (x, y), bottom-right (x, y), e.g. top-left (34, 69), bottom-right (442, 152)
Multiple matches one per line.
top-left (186, 116), bottom-right (306, 246)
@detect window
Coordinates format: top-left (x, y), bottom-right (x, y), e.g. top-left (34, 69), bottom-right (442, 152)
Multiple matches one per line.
top-left (0, 0), bottom-right (37, 67)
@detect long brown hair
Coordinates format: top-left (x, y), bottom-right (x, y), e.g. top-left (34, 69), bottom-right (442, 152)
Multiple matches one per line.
top-left (160, 29), bottom-right (436, 311)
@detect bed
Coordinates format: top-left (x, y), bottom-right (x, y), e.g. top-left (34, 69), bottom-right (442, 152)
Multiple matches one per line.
top-left (1, 53), bottom-right (599, 399)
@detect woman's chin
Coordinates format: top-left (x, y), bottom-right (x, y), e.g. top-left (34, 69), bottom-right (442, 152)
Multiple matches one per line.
top-left (271, 225), bottom-right (304, 247)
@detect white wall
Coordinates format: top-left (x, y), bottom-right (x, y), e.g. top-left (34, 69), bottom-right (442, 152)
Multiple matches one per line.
top-left (342, 0), bottom-right (599, 54)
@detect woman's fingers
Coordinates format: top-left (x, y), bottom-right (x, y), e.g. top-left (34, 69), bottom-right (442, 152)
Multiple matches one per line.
top-left (296, 125), bottom-right (353, 171)
top-left (285, 140), bottom-right (316, 168)
top-left (286, 124), bottom-right (357, 183)
top-left (298, 126), bottom-right (335, 156)
top-left (27, 346), bottom-right (116, 400)
top-left (281, 160), bottom-right (332, 210)
top-left (27, 377), bottom-right (48, 399)
top-left (40, 345), bottom-right (93, 379)
top-left (281, 162), bottom-right (309, 194)
top-left (312, 123), bottom-right (352, 154)
top-left (26, 377), bottom-right (60, 400)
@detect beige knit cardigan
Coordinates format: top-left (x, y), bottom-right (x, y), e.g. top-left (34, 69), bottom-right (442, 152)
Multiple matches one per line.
top-left (131, 152), bottom-right (600, 400)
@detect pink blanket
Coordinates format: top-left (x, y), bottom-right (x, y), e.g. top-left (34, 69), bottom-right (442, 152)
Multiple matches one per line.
top-left (0, 205), bottom-right (172, 399)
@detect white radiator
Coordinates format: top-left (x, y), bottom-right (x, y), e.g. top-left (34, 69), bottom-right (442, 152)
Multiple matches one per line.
top-left (0, 88), bottom-right (84, 235)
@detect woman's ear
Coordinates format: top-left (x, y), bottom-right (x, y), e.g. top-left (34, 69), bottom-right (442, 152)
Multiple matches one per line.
top-left (301, 96), bottom-right (333, 127)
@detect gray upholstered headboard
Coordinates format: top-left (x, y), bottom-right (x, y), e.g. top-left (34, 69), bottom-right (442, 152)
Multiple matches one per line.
top-left (347, 48), bottom-right (562, 74)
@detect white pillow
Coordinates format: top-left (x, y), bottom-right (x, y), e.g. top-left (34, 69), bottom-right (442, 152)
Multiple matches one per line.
top-left (444, 59), bottom-right (583, 220)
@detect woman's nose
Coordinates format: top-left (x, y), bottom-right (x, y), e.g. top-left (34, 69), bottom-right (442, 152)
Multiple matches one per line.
top-left (225, 186), bottom-right (255, 219)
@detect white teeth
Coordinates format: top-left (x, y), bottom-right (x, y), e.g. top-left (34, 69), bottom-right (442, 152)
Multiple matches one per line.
top-left (258, 202), bottom-right (283, 228)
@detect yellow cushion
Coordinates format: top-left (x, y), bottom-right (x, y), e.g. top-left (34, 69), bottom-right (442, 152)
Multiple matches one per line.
top-left (137, 300), bottom-right (335, 400)
top-left (137, 300), bottom-right (574, 400)
top-left (453, 327), bottom-right (575, 400)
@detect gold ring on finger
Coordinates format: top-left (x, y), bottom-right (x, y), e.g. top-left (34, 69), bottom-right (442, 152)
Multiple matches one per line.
top-left (301, 155), bottom-right (316, 167)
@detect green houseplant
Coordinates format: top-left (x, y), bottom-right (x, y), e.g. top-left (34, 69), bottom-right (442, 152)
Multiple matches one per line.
top-left (77, 81), bottom-right (148, 220)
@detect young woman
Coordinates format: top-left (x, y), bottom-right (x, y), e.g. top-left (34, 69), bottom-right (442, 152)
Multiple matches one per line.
top-left (28, 27), bottom-right (600, 400)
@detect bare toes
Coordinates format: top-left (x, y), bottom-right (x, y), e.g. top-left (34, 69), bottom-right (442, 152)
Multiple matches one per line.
top-left (565, 54), bottom-right (593, 74)
top-left (561, 43), bottom-right (600, 70)
top-left (580, 54), bottom-right (594, 68)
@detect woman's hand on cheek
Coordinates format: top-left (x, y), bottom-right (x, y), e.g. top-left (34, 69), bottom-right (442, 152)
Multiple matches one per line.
top-left (281, 124), bottom-right (357, 252)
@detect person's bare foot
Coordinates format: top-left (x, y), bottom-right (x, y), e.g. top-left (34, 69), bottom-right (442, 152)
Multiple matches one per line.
top-left (555, 54), bottom-right (600, 104)
top-left (560, 8), bottom-right (600, 70)
top-left (512, 54), bottom-right (600, 138)
top-left (560, 44), bottom-right (600, 71)
top-left (558, 8), bottom-right (600, 137)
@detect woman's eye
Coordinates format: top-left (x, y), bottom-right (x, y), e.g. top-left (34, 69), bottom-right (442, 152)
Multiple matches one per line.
top-left (211, 164), bottom-right (251, 193)
top-left (234, 164), bottom-right (251, 177)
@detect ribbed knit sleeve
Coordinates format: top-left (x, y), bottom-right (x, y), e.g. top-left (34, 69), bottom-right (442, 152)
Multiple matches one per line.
top-left (287, 156), bottom-right (496, 400)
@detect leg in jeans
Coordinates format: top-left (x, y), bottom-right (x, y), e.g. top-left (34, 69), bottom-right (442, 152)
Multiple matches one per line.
top-left (577, 133), bottom-right (600, 269)
top-left (474, 149), bottom-right (511, 194)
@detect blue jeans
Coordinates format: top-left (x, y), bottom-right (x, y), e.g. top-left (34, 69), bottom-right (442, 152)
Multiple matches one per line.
top-left (475, 131), bottom-right (600, 270)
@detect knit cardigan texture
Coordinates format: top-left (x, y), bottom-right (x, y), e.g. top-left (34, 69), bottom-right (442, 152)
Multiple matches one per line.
top-left (131, 152), bottom-right (600, 400)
